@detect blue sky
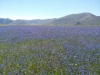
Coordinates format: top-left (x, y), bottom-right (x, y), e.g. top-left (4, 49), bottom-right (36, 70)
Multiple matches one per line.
top-left (0, 0), bottom-right (100, 20)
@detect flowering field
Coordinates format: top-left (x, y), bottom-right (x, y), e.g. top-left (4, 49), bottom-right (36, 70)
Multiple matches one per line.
top-left (0, 26), bottom-right (100, 75)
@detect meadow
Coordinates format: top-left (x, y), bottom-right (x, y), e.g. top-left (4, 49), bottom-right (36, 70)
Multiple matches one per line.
top-left (0, 26), bottom-right (100, 75)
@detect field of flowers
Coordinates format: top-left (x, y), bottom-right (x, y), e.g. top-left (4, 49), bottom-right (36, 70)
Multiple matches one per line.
top-left (0, 26), bottom-right (100, 75)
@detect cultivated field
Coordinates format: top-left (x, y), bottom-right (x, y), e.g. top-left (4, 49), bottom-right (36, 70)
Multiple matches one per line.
top-left (0, 26), bottom-right (100, 75)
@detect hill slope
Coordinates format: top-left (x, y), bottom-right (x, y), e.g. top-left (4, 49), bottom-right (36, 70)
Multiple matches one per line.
top-left (0, 13), bottom-right (100, 25)
top-left (0, 18), bottom-right (13, 24)
top-left (0, 18), bottom-right (54, 25)
top-left (48, 13), bottom-right (100, 25)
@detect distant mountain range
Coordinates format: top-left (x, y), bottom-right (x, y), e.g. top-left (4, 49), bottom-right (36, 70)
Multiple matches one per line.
top-left (0, 18), bottom-right (55, 25)
top-left (0, 13), bottom-right (100, 25)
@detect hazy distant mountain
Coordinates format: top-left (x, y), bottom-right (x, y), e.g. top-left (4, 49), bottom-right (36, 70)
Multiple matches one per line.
top-left (0, 13), bottom-right (100, 25)
top-left (0, 18), bottom-right (55, 25)
top-left (11, 19), bottom-right (55, 25)
top-left (48, 13), bottom-right (100, 25)
top-left (0, 18), bottom-right (13, 24)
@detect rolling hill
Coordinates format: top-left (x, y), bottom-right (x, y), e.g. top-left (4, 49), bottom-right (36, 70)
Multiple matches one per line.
top-left (0, 18), bottom-right (54, 25)
top-left (48, 13), bottom-right (100, 26)
top-left (0, 18), bottom-right (13, 24)
top-left (0, 13), bottom-right (100, 25)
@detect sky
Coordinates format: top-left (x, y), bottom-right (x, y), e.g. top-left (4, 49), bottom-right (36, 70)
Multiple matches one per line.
top-left (0, 0), bottom-right (100, 20)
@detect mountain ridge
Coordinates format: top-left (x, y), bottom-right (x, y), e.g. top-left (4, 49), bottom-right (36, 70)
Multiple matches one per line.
top-left (47, 12), bottom-right (100, 25)
top-left (0, 12), bottom-right (100, 25)
top-left (0, 18), bottom-right (55, 25)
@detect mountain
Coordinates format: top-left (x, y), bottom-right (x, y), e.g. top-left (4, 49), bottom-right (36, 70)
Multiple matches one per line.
top-left (11, 19), bottom-right (55, 25)
top-left (0, 18), bottom-right (55, 25)
top-left (47, 13), bottom-right (100, 25)
top-left (0, 13), bottom-right (100, 25)
top-left (0, 18), bottom-right (13, 24)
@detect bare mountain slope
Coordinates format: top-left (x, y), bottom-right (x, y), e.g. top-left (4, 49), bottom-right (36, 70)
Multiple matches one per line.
top-left (0, 13), bottom-right (100, 25)
top-left (48, 13), bottom-right (100, 25)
